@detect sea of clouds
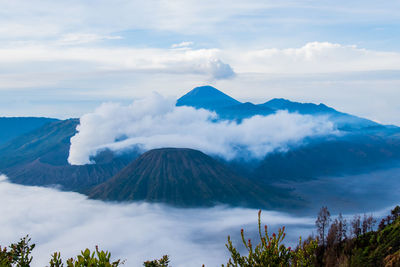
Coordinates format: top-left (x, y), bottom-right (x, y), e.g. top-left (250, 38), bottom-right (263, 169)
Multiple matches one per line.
top-left (0, 175), bottom-right (316, 266)
top-left (68, 93), bottom-right (337, 165)
top-left (1, 173), bottom-right (394, 266)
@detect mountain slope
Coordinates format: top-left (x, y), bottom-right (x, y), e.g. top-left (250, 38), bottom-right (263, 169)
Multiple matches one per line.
top-left (319, 207), bottom-right (400, 266)
top-left (260, 98), bottom-right (335, 114)
top-left (0, 119), bottom-right (135, 191)
top-left (0, 119), bottom-right (79, 168)
top-left (260, 98), bottom-right (380, 130)
top-left (4, 158), bottom-right (130, 191)
top-left (175, 86), bottom-right (400, 180)
top-left (176, 85), bottom-right (240, 110)
top-left (217, 102), bottom-right (275, 120)
top-left (251, 132), bottom-right (400, 182)
top-left (176, 86), bottom-right (383, 130)
top-left (0, 117), bottom-right (58, 145)
top-left (176, 86), bottom-right (276, 120)
top-left (89, 148), bottom-right (296, 209)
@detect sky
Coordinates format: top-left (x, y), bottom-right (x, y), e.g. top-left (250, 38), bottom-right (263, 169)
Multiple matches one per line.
top-left (1, 0), bottom-right (400, 124)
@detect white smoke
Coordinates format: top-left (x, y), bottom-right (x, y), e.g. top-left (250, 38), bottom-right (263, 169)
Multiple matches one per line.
top-left (68, 93), bottom-right (337, 165)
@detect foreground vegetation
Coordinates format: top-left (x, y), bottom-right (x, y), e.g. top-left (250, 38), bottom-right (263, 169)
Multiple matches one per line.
top-left (1, 206), bottom-right (399, 266)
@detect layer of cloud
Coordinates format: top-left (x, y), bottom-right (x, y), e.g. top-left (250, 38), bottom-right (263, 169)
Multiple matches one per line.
top-left (0, 45), bottom-right (235, 81)
top-left (0, 172), bottom-right (395, 266)
top-left (284, 165), bottom-right (400, 214)
top-left (1, 0), bottom-right (399, 41)
top-left (0, 175), bottom-right (315, 267)
top-left (226, 42), bottom-right (400, 74)
top-left (171, 41), bottom-right (194, 49)
top-left (57, 33), bottom-right (123, 46)
top-left (1, 42), bottom-right (400, 91)
top-left (3, 41), bottom-right (400, 72)
top-left (68, 94), bottom-right (336, 165)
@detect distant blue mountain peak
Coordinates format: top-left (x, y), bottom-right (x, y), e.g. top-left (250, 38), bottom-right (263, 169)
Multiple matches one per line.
top-left (176, 86), bottom-right (382, 130)
top-left (176, 85), bottom-right (241, 110)
top-left (261, 98), bottom-right (336, 115)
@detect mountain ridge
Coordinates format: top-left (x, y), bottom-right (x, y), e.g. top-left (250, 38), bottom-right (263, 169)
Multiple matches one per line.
top-left (1, 85), bottom-right (400, 209)
top-left (176, 85), bottom-right (385, 129)
top-left (0, 119), bottom-right (136, 191)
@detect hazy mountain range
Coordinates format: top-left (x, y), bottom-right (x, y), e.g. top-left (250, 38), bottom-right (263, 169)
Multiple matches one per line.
top-left (0, 117), bottom-right (58, 145)
top-left (1, 85), bottom-right (400, 209)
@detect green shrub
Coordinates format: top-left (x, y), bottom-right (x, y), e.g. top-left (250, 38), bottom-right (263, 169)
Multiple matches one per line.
top-left (0, 235), bottom-right (35, 267)
top-left (49, 246), bottom-right (123, 267)
top-left (143, 255), bottom-right (170, 267)
top-left (223, 210), bottom-right (318, 267)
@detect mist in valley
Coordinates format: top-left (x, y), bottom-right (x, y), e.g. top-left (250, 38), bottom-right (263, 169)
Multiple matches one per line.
top-left (0, 174), bottom-right (395, 266)
top-left (276, 166), bottom-right (400, 215)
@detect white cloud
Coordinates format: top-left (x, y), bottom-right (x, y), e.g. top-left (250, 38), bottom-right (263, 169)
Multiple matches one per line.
top-left (1, 0), bottom-right (399, 42)
top-left (0, 175), bottom-right (315, 267)
top-left (0, 1), bottom-right (303, 40)
top-left (171, 41), bottom-right (194, 48)
top-left (1, 42), bottom-right (400, 88)
top-left (57, 33), bottom-right (123, 46)
top-left (226, 42), bottom-right (400, 74)
top-left (68, 93), bottom-right (336, 165)
top-left (0, 45), bottom-right (235, 80)
top-left (0, 23), bottom-right (60, 39)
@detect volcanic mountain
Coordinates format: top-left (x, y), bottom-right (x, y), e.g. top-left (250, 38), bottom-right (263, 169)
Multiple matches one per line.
top-left (2, 85), bottom-right (400, 207)
top-left (89, 148), bottom-right (292, 208)
top-left (176, 85), bottom-right (240, 110)
top-left (0, 119), bottom-right (135, 191)
top-left (177, 85), bottom-right (381, 130)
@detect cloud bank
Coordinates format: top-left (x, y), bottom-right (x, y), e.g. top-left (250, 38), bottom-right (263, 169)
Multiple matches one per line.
top-left (2, 42), bottom-right (400, 85)
top-left (68, 94), bottom-right (336, 165)
top-left (0, 175), bottom-right (315, 267)
top-left (57, 33), bottom-right (123, 46)
top-left (226, 42), bottom-right (400, 74)
top-left (0, 46), bottom-right (235, 81)
top-left (1, 0), bottom-right (399, 41)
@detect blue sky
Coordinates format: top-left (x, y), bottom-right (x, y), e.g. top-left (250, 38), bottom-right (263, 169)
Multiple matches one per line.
top-left (1, 0), bottom-right (400, 124)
